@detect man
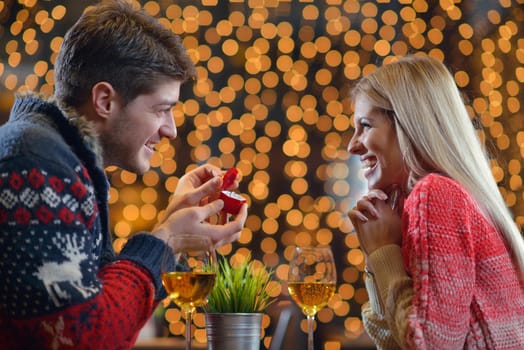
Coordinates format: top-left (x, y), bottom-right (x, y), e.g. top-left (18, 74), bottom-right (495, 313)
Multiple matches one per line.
top-left (0, 1), bottom-right (247, 349)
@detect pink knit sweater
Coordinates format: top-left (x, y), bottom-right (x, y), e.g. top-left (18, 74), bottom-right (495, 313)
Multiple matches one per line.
top-left (362, 173), bottom-right (524, 349)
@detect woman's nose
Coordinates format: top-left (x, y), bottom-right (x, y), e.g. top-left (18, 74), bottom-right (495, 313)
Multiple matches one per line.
top-left (347, 134), bottom-right (362, 154)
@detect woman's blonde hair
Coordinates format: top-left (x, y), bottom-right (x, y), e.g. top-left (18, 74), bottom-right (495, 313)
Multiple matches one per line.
top-left (351, 54), bottom-right (524, 278)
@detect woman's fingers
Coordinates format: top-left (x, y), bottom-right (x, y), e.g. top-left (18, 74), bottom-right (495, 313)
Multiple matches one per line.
top-left (348, 208), bottom-right (368, 222)
top-left (350, 190), bottom-right (389, 220)
top-left (366, 190), bottom-right (388, 201)
top-left (355, 197), bottom-right (378, 217)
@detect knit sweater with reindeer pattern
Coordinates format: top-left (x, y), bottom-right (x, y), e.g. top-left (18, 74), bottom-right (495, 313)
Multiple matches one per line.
top-left (362, 173), bottom-right (524, 349)
top-left (0, 93), bottom-right (169, 350)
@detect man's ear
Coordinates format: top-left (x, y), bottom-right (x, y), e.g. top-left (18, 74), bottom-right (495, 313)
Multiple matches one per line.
top-left (91, 81), bottom-right (117, 120)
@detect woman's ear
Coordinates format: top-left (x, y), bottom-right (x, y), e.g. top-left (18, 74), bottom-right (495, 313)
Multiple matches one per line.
top-left (91, 81), bottom-right (117, 120)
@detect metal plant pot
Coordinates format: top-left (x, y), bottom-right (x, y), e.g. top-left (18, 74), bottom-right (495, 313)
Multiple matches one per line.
top-left (205, 313), bottom-right (262, 350)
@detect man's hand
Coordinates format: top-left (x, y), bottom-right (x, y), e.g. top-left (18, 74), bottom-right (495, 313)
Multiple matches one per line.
top-left (152, 164), bottom-right (247, 247)
top-left (153, 200), bottom-right (247, 247)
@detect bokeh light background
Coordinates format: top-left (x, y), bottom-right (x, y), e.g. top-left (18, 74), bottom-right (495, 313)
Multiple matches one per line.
top-left (1, 0), bottom-right (523, 349)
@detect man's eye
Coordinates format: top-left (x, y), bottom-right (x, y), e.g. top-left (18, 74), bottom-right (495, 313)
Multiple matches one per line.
top-left (157, 108), bottom-right (171, 115)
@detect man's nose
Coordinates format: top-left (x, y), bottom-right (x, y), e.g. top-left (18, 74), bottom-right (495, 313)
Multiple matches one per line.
top-left (161, 113), bottom-right (177, 139)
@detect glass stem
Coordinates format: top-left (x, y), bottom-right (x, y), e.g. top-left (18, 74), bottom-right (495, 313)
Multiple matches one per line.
top-left (307, 314), bottom-right (315, 350)
top-left (185, 310), bottom-right (192, 350)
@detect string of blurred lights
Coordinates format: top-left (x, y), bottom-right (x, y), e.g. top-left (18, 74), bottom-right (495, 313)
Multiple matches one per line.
top-left (1, 0), bottom-right (523, 348)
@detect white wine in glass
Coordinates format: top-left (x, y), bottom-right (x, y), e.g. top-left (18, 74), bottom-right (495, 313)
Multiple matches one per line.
top-left (288, 246), bottom-right (336, 350)
top-left (161, 235), bottom-right (217, 350)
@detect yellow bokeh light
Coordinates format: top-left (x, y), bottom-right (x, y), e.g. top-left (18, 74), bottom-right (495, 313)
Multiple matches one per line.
top-left (1, 2), bottom-right (523, 345)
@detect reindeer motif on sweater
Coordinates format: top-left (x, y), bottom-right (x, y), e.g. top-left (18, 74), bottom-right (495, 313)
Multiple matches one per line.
top-left (35, 233), bottom-right (98, 307)
top-left (0, 93), bottom-right (169, 349)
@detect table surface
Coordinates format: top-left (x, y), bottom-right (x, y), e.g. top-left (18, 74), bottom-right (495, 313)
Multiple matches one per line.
top-left (133, 337), bottom-right (206, 350)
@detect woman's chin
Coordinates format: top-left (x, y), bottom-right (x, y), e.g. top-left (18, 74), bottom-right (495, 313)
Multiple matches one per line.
top-left (367, 181), bottom-right (391, 192)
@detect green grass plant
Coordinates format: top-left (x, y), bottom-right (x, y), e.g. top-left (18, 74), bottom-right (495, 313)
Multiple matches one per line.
top-left (206, 254), bottom-right (276, 313)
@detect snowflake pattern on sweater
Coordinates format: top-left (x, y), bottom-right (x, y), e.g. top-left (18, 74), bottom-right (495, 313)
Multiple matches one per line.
top-left (0, 94), bottom-right (169, 350)
top-left (0, 165), bottom-right (102, 317)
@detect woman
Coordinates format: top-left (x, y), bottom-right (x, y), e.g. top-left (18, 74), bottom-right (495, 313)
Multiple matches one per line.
top-left (347, 55), bottom-right (524, 349)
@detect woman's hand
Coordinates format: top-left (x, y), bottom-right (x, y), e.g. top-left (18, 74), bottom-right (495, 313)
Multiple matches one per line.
top-left (348, 189), bottom-right (403, 255)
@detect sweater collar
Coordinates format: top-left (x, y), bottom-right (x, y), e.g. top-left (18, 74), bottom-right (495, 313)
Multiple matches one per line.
top-left (11, 91), bottom-right (104, 168)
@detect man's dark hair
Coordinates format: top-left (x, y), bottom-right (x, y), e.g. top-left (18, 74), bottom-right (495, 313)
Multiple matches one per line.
top-left (54, 0), bottom-right (196, 108)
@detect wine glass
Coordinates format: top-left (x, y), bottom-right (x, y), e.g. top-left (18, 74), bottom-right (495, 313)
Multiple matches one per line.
top-left (161, 235), bottom-right (217, 350)
top-left (287, 246), bottom-right (337, 350)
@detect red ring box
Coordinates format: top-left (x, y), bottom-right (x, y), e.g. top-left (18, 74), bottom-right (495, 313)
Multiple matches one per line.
top-left (220, 168), bottom-right (246, 215)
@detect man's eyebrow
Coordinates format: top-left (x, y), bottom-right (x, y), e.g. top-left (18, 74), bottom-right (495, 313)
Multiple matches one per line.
top-left (152, 100), bottom-right (178, 107)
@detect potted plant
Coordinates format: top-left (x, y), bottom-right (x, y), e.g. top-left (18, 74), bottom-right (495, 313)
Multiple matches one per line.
top-left (205, 254), bottom-right (276, 350)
